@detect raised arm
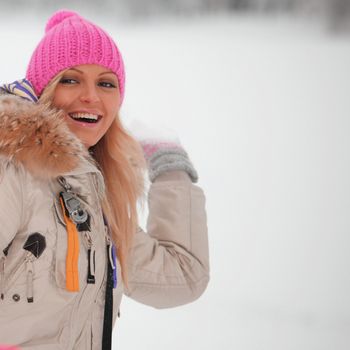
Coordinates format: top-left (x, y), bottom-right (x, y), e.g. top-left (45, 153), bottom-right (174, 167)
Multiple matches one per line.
top-left (125, 170), bottom-right (209, 308)
top-left (124, 124), bottom-right (209, 308)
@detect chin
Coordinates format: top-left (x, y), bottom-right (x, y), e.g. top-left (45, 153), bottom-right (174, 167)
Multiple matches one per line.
top-left (84, 141), bottom-right (95, 148)
top-left (73, 133), bottom-right (97, 148)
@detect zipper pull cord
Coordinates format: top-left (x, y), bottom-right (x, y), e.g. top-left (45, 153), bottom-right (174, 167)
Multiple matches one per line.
top-left (88, 248), bottom-right (96, 281)
top-left (25, 254), bottom-right (34, 303)
top-left (111, 244), bottom-right (117, 289)
top-left (0, 256), bottom-right (5, 300)
top-left (108, 243), bottom-right (115, 270)
top-left (22, 232), bottom-right (47, 303)
top-left (85, 232), bottom-right (96, 284)
top-left (106, 235), bottom-right (117, 289)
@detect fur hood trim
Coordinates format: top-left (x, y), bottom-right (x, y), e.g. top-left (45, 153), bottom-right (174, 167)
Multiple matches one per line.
top-left (0, 95), bottom-right (92, 179)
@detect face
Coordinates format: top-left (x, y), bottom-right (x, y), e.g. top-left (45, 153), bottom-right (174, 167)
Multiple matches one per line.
top-left (52, 64), bottom-right (120, 148)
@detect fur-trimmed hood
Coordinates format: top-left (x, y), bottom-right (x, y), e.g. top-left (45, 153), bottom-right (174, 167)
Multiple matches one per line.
top-left (0, 94), bottom-right (94, 179)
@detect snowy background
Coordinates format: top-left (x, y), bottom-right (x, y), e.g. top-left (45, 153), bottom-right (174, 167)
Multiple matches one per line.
top-left (0, 2), bottom-right (350, 350)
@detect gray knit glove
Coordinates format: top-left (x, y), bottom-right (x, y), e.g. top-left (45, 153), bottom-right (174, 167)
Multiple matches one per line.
top-left (128, 120), bottom-right (198, 183)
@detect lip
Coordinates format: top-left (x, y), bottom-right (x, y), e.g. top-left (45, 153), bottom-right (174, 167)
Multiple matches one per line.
top-left (66, 110), bottom-right (103, 128)
top-left (69, 109), bottom-right (103, 116)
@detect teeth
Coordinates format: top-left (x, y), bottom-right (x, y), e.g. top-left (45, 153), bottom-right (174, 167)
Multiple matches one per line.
top-left (70, 113), bottom-right (99, 121)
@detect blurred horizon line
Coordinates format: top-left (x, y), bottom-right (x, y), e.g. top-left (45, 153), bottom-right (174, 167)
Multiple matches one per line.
top-left (0, 0), bottom-right (348, 32)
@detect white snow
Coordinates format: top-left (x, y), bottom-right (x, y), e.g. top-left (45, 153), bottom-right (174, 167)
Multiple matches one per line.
top-left (1, 12), bottom-right (349, 350)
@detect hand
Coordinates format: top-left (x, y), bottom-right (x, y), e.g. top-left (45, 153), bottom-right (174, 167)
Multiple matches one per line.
top-left (127, 119), bottom-right (198, 183)
top-left (127, 119), bottom-right (181, 159)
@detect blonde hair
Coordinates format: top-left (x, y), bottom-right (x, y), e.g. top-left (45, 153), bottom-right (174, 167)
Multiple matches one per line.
top-left (40, 71), bottom-right (146, 286)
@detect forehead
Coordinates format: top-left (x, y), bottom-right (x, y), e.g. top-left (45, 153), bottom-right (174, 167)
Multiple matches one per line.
top-left (66, 64), bottom-right (116, 76)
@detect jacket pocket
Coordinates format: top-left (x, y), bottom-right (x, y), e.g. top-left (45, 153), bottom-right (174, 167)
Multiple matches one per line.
top-left (1, 253), bottom-right (26, 300)
top-left (1, 232), bottom-right (47, 303)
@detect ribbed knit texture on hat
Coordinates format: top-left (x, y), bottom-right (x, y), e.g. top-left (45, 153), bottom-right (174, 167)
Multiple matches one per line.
top-left (26, 10), bottom-right (125, 103)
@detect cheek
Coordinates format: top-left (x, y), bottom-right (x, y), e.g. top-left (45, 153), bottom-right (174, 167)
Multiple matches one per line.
top-left (52, 92), bottom-right (65, 109)
top-left (106, 101), bottom-right (119, 123)
top-left (52, 88), bottom-right (72, 110)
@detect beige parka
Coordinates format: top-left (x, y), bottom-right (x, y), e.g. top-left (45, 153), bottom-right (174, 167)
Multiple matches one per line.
top-left (0, 95), bottom-right (210, 349)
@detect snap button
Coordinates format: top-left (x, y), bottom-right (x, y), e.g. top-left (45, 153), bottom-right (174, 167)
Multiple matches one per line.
top-left (12, 294), bottom-right (20, 302)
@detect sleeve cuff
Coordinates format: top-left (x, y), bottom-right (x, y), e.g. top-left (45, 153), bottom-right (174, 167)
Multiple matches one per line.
top-left (148, 148), bottom-right (199, 183)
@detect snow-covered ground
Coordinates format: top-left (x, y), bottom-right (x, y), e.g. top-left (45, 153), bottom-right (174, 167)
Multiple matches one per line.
top-left (1, 12), bottom-right (350, 350)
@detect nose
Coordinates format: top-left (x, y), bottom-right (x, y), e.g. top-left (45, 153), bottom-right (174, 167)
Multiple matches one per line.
top-left (79, 84), bottom-right (100, 103)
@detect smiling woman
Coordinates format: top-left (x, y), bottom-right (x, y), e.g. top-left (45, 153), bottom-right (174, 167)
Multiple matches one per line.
top-left (0, 9), bottom-right (209, 350)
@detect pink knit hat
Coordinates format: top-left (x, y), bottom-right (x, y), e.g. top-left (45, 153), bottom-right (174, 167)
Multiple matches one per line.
top-left (26, 10), bottom-right (125, 103)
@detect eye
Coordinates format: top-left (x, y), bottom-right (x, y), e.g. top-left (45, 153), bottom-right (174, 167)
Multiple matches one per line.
top-left (59, 78), bottom-right (78, 85)
top-left (98, 81), bottom-right (117, 89)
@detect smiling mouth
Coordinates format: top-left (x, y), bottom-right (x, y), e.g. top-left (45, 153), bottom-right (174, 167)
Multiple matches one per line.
top-left (68, 112), bottom-right (102, 124)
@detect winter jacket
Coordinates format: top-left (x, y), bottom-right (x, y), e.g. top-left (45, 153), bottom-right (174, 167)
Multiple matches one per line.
top-left (0, 95), bottom-right (210, 349)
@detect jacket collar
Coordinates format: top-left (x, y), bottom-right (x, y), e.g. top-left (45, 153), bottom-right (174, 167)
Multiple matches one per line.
top-left (0, 94), bottom-right (98, 179)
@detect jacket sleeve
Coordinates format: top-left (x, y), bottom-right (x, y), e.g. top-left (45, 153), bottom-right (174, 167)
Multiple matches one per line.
top-left (124, 170), bottom-right (210, 309)
top-left (0, 161), bottom-right (25, 257)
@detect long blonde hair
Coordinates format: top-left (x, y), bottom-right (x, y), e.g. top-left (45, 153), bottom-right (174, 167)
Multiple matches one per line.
top-left (40, 71), bottom-right (146, 286)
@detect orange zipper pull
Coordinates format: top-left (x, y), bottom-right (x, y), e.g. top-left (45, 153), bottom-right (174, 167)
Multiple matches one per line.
top-left (59, 196), bottom-right (80, 292)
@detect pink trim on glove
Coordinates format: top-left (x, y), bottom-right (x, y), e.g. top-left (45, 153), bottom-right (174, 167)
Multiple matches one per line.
top-left (141, 141), bottom-right (182, 160)
top-left (0, 346), bottom-right (20, 350)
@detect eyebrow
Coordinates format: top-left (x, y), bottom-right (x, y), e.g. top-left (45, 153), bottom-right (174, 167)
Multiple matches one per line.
top-left (67, 68), bottom-right (115, 77)
top-left (98, 71), bottom-right (116, 77)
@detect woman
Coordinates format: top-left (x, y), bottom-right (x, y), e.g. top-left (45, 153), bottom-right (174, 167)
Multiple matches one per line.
top-left (0, 10), bottom-right (209, 350)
